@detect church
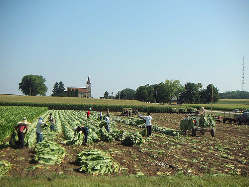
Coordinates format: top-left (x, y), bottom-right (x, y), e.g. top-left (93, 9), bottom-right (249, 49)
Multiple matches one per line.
top-left (67, 76), bottom-right (91, 98)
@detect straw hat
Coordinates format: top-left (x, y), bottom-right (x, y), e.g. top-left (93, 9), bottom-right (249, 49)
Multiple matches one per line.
top-left (22, 117), bottom-right (27, 123)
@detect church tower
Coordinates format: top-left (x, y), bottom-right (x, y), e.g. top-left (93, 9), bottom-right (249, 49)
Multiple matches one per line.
top-left (86, 76), bottom-right (91, 98)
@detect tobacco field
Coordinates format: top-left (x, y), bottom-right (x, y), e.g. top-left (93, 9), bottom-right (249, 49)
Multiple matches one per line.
top-left (0, 106), bottom-right (248, 177)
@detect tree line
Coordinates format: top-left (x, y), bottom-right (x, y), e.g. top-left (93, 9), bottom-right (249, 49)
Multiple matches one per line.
top-left (18, 74), bottom-right (84, 97)
top-left (18, 75), bottom-right (219, 104)
top-left (219, 90), bottom-right (249, 99)
top-left (104, 80), bottom-right (219, 104)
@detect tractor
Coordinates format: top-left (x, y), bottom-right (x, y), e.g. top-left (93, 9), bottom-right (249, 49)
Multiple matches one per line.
top-left (180, 114), bottom-right (216, 137)
top-left (235, 111), bottom-right (249, 125)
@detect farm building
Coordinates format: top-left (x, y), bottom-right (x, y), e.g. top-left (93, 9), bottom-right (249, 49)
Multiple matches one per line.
top-left (67, 76), bottom-right (91, 98)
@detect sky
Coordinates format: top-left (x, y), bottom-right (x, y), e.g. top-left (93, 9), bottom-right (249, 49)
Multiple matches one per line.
top-left (0, 0), bottom-right (249, 98)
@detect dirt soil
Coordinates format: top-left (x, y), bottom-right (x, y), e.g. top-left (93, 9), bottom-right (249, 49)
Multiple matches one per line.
top-left (0, 113), bottom-right (248, 177)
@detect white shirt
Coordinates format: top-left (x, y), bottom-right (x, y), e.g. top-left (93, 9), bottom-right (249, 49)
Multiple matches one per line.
top-left (36, 119), bottom-right (44, 134)
top-left (141, 115), bottom-right (152, 126)
top-left (105, 116), bottom-right (110, 124)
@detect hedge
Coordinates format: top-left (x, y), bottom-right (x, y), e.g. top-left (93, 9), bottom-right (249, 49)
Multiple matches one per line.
top-left (0, 102), bottom-right (197, 114)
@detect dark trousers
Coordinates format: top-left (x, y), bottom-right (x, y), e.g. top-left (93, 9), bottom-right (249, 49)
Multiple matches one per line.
top-left (83, 132), bottom-right (88, 144)
top-left (17, 132), bottom-right (25, 148)
top-left (36, 132), bottom-right (43, 143)
top-left (50, 124), bottom-right (55, 131)
top-left (146, 126), bottom-right (152, 136)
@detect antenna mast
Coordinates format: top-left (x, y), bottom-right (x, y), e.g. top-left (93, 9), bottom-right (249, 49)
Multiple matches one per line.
top-left (242, 56), bottom-right (245, 91)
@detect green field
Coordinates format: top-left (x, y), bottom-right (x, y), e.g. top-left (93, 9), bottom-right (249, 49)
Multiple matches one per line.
top-left (217, 99), bottom-right (249, 105)
top-left (0, 95), bottom-right (151, 106)
top-left (0, 95), bottom-right (249, 112)
top-left (0, 102), bottom-right (248, 186)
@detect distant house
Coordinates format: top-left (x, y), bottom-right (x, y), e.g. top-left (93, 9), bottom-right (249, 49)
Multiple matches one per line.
top-left (67, 76), bottom-right (91, 98)
top-left (170, 96), bottom-right (178, 105)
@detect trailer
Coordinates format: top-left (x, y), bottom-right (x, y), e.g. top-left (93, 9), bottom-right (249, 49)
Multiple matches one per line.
top-left (180, 114), bottom-right (216, 137)
top-left (219, 110), bottom-right (249, 125)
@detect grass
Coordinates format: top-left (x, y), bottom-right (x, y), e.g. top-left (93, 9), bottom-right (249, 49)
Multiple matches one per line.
top-left (0, 174), bottom-right (248, 187)
top-left (0, 95), bottom-right (152, 106)
top-left (217, 99), bottom-right (249, 105)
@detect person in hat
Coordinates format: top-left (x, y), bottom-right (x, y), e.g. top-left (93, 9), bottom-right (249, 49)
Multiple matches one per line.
top-left (15, 117), bottom-right (31, 148)
top-left (48, 113), bottom-right (56, 131)
top-left (36, 117), bottom-right (45, 143)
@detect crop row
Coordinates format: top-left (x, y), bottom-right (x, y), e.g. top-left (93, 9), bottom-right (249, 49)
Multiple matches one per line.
top-left (26, 110), bottom-right (66, 165)
top-left (0, 102), bottom-right (200, 113)
top-left (112, 116), bottom-right (180, 137)
top-left (0, 106), bottom-right (47, 143)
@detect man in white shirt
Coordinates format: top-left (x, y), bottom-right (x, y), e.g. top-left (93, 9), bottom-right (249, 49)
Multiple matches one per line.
top-left (105, 114), bottom-right (110, 132)
top-left (36, 117), bottom-right (45, 143)
top-left (139, 112), bottom-right (152, 137)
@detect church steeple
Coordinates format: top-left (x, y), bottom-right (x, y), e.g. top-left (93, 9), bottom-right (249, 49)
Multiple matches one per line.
top-left (86, 76), bottom-right (91, 85)
top-left (86, 76), bottom-right (91, 98)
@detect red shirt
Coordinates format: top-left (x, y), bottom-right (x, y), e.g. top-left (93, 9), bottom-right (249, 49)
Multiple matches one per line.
top-left (16, 123), bottom-right (28, 133)
top-left (87, 110), bottom-right (90, 117)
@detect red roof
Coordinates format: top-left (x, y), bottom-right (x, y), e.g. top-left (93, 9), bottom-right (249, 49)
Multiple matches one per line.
top-left (68, 87), bottom-right (89, 93)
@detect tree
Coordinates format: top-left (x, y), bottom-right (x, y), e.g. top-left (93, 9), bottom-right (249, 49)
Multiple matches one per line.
top-left (164, 80), bottom-right (184, 102)
top-left (135, 85), bottom-right (149, 102)
top-left (52, 82), bottom-right (59, 96)
top-left (135, 84), bottom-right (156, 102)
top-left (219, 90), bottom-right (249, 99)
top-left (52, 81), bottom-right (66, 97)
top-left (200, 84), bottom-right (219, 103)
top-left (179, 82), bottom-right (202, 104)
top-left (19, 75), bottom-right (47, 96)
top-left (58, 81), bottom-right (66, 96)
top-left (104, 91), bottom-right (109, 99)
top-left (147, 85), bottom-right (155, 103)
top-left (154, 83), bottom-right (170, 103)
top-left (119, 88), bottom-right (136, 100)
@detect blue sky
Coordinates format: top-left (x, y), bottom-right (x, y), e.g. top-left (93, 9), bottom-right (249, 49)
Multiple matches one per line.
top-left (0, 0), bottom-right (249, 98)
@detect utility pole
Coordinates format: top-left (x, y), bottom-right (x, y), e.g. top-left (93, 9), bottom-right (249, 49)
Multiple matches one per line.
top-left (242, 56), bottom-right (245, 91)
top-left (211, 84), bottom-right (213, 113)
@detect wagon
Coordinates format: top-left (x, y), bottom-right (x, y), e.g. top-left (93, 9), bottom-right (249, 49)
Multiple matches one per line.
top-left (219, 110), bottom-right (249, 125)
top-left (180, 114), bottom-right (216, 137)
top-left (121, 108), bottom-right (138, 116)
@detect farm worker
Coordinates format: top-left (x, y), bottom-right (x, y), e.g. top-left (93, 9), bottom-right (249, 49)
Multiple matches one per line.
top-left (48, 113), bottom-right (56, 131)
top-left (86, 110), bottom-right (91, 119)
top-left (74, 123), bottom-right (89, 145)
top-left (107, 108), bottom-right (110, 116)
top-left (99, 111), bottom-right (103, 120)
top-left (139, 112), bottom-right (152, 137)
top-left (36, 117), bottom-right (45, 143)
top-left (15, 117), bottom-right (31, 148)
top-left (104, 114), bottom-right (110, 132)
top-left (199, 107), bottom-right (206, 115)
